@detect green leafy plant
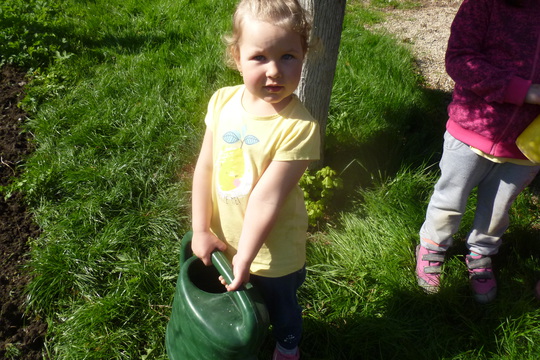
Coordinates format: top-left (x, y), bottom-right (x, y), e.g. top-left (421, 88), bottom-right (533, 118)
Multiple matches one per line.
top-left (300, 166), bottom-right (343, 226)
top-left (0, 0), bottom-right (69, 69)
top-left (4, 343), bottom-right (22, 360)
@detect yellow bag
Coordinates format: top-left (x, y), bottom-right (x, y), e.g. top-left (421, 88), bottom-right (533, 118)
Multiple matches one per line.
top-left (516, 114), bottom-right (540, 164)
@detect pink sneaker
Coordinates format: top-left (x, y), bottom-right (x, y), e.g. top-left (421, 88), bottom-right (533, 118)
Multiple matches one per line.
top-left (416, 245), bottom-right (445, 293)
top-left (466, 254), bottom-right (497, 304)
top-left (273, 347), bottom-right (300, 360)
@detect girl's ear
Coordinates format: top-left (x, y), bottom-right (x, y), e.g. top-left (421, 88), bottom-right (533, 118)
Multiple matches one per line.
top-left (232, 48), bottom-right (242, 73)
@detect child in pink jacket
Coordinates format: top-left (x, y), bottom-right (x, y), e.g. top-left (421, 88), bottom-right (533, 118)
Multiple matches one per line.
top-left (416, 0), bottom-right (540, 303)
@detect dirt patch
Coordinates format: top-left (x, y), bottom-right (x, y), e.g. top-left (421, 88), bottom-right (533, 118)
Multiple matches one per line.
top-left (0, 65), bottom-right (47, 360)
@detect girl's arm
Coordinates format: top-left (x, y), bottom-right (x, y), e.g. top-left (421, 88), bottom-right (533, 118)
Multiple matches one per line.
top-left (223, 159), bottom-right (310, 291)
top-left (191, 128), bottom-right (227, 266)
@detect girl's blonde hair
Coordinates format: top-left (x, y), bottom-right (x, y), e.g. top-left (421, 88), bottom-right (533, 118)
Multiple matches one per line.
top-left (224, 0), bottom-right (312, 69)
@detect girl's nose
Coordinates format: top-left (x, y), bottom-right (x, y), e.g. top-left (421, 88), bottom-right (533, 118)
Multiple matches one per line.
top-left (266, 61), bottom-right (281, 78)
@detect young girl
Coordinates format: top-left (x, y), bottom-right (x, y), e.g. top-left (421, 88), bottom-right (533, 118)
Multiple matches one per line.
top-left (416, 0), bottom-right (540, 303)
top-left (190, 0), bottom-right (320, 358)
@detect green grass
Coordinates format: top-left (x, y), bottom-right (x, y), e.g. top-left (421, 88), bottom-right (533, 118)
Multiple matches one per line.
top-left (2, 0), bottom-right (540, 359)
top-left (0, 0), bottom-right (68, 69)
top-left (302, 169), bottom-right (540, 359)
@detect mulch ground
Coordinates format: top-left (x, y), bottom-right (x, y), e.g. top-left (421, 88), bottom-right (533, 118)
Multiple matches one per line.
top-left (0, 65), bottom-right (47, 360)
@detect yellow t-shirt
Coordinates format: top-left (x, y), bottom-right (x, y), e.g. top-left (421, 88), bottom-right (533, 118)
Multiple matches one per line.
top-left (205, 85), bottom-right (320, 277)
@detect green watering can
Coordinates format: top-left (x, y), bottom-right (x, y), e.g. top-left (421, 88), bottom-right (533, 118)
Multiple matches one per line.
top-left (166, 232), bottom-right (269, 360)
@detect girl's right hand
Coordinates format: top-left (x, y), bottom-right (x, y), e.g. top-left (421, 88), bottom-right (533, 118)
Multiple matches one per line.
top-left (191, 230), bottom-right (227, 266)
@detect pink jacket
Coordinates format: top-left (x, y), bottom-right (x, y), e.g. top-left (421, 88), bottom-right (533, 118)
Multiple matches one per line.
top-left (445, 0), bottom-right (540, 159)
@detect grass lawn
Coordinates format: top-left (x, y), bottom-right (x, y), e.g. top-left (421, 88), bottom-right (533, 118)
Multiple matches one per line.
top-left (2, 0), bottom-right (540, 359)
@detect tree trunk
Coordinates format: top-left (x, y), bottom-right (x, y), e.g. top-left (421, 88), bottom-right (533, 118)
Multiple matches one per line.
top-left (297, 0), bottom-right (346, 169)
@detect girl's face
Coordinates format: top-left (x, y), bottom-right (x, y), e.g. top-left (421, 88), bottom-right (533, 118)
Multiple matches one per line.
top-left (234, 18), bottom-right (305, 115)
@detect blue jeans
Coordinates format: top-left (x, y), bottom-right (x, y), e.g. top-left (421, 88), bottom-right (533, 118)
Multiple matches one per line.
top-left (420, 132), bottom-right (540, 255)
top-left (249, 266), bottom-right (306, 350)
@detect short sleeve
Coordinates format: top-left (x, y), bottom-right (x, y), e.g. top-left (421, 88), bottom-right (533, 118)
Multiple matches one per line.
top-left (204, 86), bottom-right (242, 130)
top-left (274, 119), bottom-right (320, 161)
top-left (204, 91), bottom-right (220, 129)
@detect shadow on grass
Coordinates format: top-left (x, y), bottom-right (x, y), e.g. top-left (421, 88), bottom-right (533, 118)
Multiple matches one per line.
top-left (300, 272), bottom-right (540, 359)
top-left (298, 221), bottom-right (540, 359)
top-left (300, 83), bottom-right (540, 357)
top-left (323, 87), bottom-right (450, 217)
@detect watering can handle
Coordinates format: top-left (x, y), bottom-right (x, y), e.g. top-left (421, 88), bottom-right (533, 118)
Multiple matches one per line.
top-left (181, 231), bottom-right (258, 336)
top-left (180, 231), bottom-right (244, 287)
top-left (180, 231), bottom-right (245, 288)
top-left (211, 250), bottom-right (258, 339)
top-left (210, 251), bottom-right (254, 292)
top-left (211, 250), bottom-right (235, 286)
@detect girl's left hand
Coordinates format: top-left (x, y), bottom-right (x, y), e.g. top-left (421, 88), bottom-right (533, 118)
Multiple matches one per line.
top-left (219, 255), bottom-right (251, 291)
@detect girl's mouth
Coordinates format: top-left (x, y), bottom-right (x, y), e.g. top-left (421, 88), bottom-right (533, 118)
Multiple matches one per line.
top-left (265, 85), bottom-right (282, 93)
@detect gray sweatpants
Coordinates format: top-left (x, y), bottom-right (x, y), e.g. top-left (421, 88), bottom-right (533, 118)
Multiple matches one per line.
top-left (420, 131), bottom-right (540, 256)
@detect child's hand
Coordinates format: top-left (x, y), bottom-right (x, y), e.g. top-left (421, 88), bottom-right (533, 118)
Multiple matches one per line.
top-left (191, 230), bottom-right (227, 266)
top-left (525, 84), bottom-right (540, 105)
top-left (220, 255), bottom-right (251, 292)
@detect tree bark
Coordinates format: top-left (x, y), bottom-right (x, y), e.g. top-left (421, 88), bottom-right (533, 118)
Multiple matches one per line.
top-left (297, 0), bottom-right (346, 169)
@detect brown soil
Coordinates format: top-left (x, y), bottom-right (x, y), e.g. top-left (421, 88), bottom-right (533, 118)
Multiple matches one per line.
top-left (0, 65), bottom-right (47, 360)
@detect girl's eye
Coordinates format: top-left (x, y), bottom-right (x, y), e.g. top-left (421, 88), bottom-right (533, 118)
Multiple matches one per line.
top-left (283, 54), bottom-right (294, 60)
top-left (253, 55), bottom-right (265, 61)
